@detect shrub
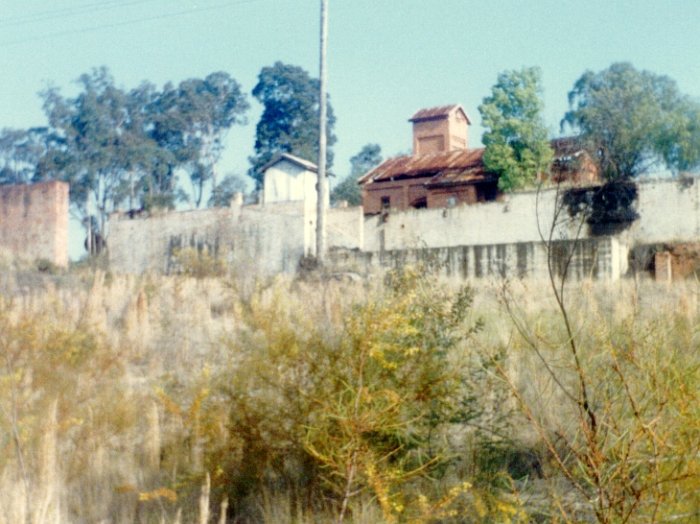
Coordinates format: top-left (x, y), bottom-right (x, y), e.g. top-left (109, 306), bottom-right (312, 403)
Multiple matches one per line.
top-left (202, 268), bottom-right (523, 522)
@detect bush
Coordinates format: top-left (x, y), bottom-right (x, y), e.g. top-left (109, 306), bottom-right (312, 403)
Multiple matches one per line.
top-left (196, 267), bottom-right (524, 522)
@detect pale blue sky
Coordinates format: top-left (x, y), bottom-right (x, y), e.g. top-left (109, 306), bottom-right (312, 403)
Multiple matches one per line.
top-left (2, 0), bottom-right (699, 256)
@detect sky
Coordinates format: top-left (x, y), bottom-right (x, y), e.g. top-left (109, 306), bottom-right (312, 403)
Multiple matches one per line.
top-left (2, 0), bottom-right (700, 257)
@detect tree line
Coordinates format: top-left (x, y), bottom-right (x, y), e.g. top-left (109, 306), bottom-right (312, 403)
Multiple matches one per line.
top-left (0, 62), bottom-right (340, 245)
top-left (480, 62), bottom-right (700, 191)
top-left (1, 60), bottom-right (699, 249)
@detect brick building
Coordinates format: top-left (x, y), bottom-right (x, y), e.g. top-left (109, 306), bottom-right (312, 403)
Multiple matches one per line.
top-left (0, 180), bottom-right (69, 267)
top-left (359, 105), bottom-right (599, 214)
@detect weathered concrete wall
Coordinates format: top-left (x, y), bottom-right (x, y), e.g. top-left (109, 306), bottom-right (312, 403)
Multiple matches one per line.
top-left (327, 206), bottom-right (364, 250)
top-left (627, 178), bottom-right (700, 243)
top-left (364, 187), bottom-right (573, 252)
top-left (109, 200), bottom-right (366, 276)
top-left (364, 178), bottom-right (700, 253)
top-left (0, 181), bottom-right (69, 267)
top-left (332, 236), bottom-right (627, 282)
top-left (109, 203), bottom-right (307, 276)
top-left (108, 178), bottom-right (697, 279)
top-left (233, 205), bottom-right (307, 275)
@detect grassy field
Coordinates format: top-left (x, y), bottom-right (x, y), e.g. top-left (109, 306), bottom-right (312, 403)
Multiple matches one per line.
top-left (0, 260), bottom-right (697, 523)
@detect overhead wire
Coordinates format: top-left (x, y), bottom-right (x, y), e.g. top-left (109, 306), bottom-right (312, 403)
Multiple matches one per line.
top-left (0, 0), bottom-right (160, 28)
top-left (0, 0), bottom-right (260, 47)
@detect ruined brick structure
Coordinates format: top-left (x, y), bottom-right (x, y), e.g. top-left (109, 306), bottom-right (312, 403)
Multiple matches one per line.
top-left (0, 181), bottom-right (69, 267)
top-left (359, 104), bottom-right (600, 214)
top-left (360, 105), bottom-right (499, 214)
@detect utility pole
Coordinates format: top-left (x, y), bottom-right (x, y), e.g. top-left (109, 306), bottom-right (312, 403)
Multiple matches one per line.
top-left (316, 0), bottom-right (328, 264)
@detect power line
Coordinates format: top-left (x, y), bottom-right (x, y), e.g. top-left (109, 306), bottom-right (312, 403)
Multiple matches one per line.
top-left (0, 0), bottom-right (259, 47)
top-left (0, 0), bottom-right (160, 28)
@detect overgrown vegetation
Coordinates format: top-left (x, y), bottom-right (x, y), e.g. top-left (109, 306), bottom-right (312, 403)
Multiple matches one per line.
top-left (0, 266), bottom-right (697, 522)
top-left (563, 180), bottom-right (640, 235)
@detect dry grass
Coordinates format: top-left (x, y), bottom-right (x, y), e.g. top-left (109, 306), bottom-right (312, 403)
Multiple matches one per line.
top-left (0, 266), bottom-right (697, 522)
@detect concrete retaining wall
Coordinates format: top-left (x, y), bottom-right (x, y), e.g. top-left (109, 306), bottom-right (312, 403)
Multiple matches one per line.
top-left (364, 178), bottom-right (698, 253)
top-left (108, 178), bottom-right (697, 279)
top-left (627, 178), bottom-right (700, 243)
top-left (108, 202), bottom-right (365, 276)
top-left (109, 204), bottom-right (306, 276)
top-left (332, 236), bottom-right (626, 281)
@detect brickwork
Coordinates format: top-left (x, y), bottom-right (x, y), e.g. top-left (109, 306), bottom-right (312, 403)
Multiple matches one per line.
top-left (652, 243), bottom-right (700, 281)
top-left (0, 181), bottom-right (69, 267)
top-left (410, 105), bottom-right (469, 154)
top-left (362, 178), bottom-right (432, 214)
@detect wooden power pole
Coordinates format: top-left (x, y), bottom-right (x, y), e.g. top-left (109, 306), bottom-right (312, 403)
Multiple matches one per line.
top-left (316, 0), bottom-right (329, 264)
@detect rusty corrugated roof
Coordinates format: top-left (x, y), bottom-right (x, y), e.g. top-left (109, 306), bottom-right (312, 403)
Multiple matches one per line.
top-left (426, 167), bottom-right (497, 188)
top-left (409, 104), bottom-right (471, 124)
top-left (358, 137), bottom-right (597, 187)
top-left (359, 148), bottom-right (487, 184)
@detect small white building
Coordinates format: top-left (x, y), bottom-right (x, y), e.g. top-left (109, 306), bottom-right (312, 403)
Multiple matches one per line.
top-left (261, 152), bottom-right (329, 212)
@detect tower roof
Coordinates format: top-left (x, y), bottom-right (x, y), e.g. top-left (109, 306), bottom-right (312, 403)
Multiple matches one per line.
top-left (409, 104), bottom-right (471, 124)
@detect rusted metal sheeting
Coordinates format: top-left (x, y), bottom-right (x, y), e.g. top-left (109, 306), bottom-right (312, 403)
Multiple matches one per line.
top-left (409, 104), bottom-right (461, 121)
top-left (426, 168), bottom-right (497, 188)
top-left (361, 148), bottom-right (486, 183)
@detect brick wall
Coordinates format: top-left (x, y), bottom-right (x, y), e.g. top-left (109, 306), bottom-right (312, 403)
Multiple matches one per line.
top-left (362, 177), bottom-right (431, 214)
top-left (426, 185), bottom-right (478, 208)
top-left (0, 181), bottom-right (69, 267)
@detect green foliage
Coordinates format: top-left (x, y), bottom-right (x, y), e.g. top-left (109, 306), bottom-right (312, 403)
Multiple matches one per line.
top-left (331, 143), bottom-right (382, 206)
top-left (562, 62), bottom-right (700, 179)
top-left (208, 173), bottom-right (248, 207)
top-left (248, 62), bottom-right (337, 188)
top-left (147, 71), bottom-right (249, 207)
top-left (0, 127), bottom-right (60, 185)
top-left (563, 181), bottom-right (640, 236)
top-left (40, 67), bottom-right (131, 236)
top-left (479, 67), bottom-right (553, 192)
top-left (24, 67), bottom-right (247, 249)
top-left (2, 266), bottom-right (697, 522)
top-left (206, 268), bottom-right (524, 522)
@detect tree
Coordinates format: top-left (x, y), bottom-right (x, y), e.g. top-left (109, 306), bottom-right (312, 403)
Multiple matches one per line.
top-left (562, 62), bottom-right (700, 180)
top-left (215, 268), bottom-right (518, 522)
top-left (331, 143), bottom-right (382, 206)
top-left (479, 67), bottom-right (553, 191)
top-left (40, 67), bottom-right (133, 249)
top-left (0, 127), bottom-right (58, 185)
top-left (34, 68), bottom-right (248, 254)
top-left (248, 62), bottom-right (336, 188)
top-left (208, 173), bottom-right (248, 207)
top-left (118, 82), bottom-right (179, 211)
top-left (150, 72), bottom-right (248, 207)
top-left (663, 98), bottom-right (700, 173)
